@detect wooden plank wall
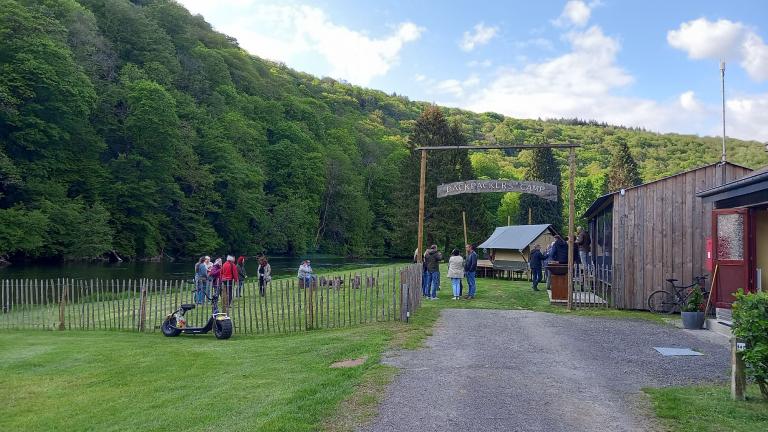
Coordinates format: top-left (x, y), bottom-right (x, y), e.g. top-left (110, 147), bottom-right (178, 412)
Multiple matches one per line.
top-left (612, 163), bottom-right (752, 309)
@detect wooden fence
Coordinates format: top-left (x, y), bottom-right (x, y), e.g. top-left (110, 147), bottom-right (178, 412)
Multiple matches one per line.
top-left (571, 264), bottom-right (613, 308)
top-left (0, 264), bottom-right (423, 334)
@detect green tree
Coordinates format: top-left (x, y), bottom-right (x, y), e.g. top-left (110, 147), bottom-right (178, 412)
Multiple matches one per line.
top-left (607, 136), bottom-right (642, 191)
top-left (516, 148), bottom-right (563, 232)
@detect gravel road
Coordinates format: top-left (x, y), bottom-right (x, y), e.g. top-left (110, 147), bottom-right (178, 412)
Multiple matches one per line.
top-left (362, 309), bottom-right (730, 432)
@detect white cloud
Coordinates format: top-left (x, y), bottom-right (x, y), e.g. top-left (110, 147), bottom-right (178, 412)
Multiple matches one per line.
top-left (679, 91), bottom-right (703, 111)
top-left (414, 74), bottom-right (427, 82)
top-left (552, 1), bottom-right (592, 28)
top-left (468, 59), bottom-right (493, 68)
top-left (668, 18), bottom-right (768, 81)
top-left (726, 94), bottom-right (768, 142)
top-left (514, 38), bottom-right (555, 51)
top-left (177, 1), bottom-right (423, 85)
top-left (460, 25), bottom-right (722, 138)
top-left (460, 23), bottom-right (499, 52)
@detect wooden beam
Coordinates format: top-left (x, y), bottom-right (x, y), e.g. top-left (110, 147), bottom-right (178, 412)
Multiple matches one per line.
top-left (462, 211), bottom-right (468, 247)
top-left (567, 147), bottom-right (576, 310)
top-left (414, 144), bottom-right (581, 151)
top-left (417, 149), bottom-right (427, 263)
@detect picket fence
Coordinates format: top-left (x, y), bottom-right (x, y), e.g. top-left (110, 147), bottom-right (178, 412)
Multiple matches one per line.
top-left (0, 264), bottom-right (423, 334)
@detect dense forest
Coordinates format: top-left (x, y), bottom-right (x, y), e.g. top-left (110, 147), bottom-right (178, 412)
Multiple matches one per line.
top-left (2, 0), bottom-right (767, 262)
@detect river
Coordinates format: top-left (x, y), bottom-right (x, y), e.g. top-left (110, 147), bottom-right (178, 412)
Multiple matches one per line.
top-left (0, 256), bottom-right (407, 280)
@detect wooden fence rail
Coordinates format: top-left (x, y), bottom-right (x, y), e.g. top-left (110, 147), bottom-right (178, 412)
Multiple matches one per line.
top-left (571, 264), bottom-right (612, 308)
top-left (0, 264), bottom-right (423, 334)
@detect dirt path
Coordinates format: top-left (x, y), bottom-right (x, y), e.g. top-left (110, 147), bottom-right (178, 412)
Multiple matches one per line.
top-left (362, 309), bottom-right (730, 432)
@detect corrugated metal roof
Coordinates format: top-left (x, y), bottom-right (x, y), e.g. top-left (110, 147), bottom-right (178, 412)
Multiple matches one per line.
top-left (478, 224), bottom-right (554, 250)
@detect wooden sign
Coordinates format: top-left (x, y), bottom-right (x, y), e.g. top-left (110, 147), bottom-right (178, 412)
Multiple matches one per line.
top-left (436, 180), bottom-right (558, 201)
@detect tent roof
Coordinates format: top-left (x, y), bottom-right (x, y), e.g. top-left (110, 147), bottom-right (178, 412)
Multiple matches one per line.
top-left (478, 224), bottom-right (556, 250)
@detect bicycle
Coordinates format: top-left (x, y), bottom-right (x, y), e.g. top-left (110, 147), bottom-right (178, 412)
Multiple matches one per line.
top-left (647, 275), bottom-right (709, 314)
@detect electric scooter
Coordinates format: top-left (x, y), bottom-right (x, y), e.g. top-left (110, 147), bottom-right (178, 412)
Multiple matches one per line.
top-left (161, 286), bottom-right (233, 339)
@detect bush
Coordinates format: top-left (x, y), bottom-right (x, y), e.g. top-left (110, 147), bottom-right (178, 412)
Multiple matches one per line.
top-left (732, 290), bottom-right (768, 399)
top-left (684, 286), bottom-right (704, 312)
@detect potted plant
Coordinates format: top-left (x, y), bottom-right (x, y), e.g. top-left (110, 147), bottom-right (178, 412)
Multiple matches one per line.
top-left (681, 287), bottom-right (705, 329)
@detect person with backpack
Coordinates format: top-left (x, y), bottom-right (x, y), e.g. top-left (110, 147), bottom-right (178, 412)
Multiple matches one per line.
top-left (220, 255), bottom-right (239, 308)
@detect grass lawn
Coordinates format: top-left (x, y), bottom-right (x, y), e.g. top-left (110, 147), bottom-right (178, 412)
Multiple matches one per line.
top-left (646, 385), bottom-right (768, 432)
top-left (0, 268), bottom-right (673, 431)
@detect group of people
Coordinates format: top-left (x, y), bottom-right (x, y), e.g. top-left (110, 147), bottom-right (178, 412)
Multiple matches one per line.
top-left (527, 226), bottom-right (592, 292)
top-left (193, 255), bottom-right (272, 304)
top-left (417, 244), bottom-right (478, 300)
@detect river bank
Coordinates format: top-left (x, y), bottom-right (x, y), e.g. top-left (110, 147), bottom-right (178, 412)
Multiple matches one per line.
top-left (0, 256), bottom-right (408, 280)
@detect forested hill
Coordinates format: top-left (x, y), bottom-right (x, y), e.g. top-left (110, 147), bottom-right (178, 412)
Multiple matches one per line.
top-left (1, 0), bottom-right (767, 262)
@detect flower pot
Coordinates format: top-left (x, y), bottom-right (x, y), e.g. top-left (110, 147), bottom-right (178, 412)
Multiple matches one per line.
top-left (681, 311), bottom-right (705, 329)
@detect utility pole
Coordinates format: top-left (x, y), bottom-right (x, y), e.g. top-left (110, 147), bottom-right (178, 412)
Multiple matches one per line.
top-left (567, 147), bottom-right (576, 310)
top-left (720, 60), bottom-right (727, 184)
top-left (417, 149), bottom-right (427, 263)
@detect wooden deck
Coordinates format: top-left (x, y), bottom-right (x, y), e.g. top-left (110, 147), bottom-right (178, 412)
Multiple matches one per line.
top-left (547, 289), bottom-right (607, 305)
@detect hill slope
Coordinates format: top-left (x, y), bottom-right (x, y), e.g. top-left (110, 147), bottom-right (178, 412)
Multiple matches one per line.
top-left (1, 0), bottom-right (766, 261)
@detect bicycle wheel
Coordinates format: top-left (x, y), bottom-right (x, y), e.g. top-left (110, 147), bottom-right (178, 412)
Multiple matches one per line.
top-left (648, 290), bottom-right (677, 314)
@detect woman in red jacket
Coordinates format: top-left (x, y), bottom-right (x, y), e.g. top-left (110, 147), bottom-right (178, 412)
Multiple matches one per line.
top-left (220, 255), bottom-right (239, 308)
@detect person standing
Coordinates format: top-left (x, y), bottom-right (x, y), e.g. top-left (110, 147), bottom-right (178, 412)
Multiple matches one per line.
top-left (194, 256), bottom-right (209, 304)
top-left (236, 256), bottom-right (247, 298)
top-left (464, 244), bottom-right (478, 299)
top-left (257, 256), bottom-right (271, 297)
top-left (421, 249), bottom-right (431, 298)
top-left (575, 226), bottom-right (592, 273)
top-left (221, 255), bottom-right (239, 308)
top-left (552, 235), bottom-right (569, 263)
top-left (424, 245), bottom-right (443, 300)
top-left (209, 258), bottom-right (222, 300)
top-left (529, 244), bottom-right (546, 291)
top-left (298, 260), bottom-right (313, 289)
top-left (447, 249), bottom-right (465, 300)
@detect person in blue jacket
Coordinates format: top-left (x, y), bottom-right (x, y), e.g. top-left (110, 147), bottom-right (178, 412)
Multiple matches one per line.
top-left (529, 244), bottom-right (547, 291)
top-left (463, 244), bottom-right (478, 299)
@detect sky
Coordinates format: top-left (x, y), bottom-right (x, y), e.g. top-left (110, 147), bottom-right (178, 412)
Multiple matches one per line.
top-left (176, 0), bottom-right (768, 142)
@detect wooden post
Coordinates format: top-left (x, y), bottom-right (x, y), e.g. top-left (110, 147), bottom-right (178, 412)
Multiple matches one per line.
top-left (462, 211), bottom-right (468, 247)
top-left (703, 265), bottom-right (719, 318)
top-left (417, 149), bottom-right (427, 263)
top-left (58, 279), bottom-right (66, 331)
top-left (528, 207), bottom-right (532, 224)
top-left (307, 280), bottom-right (314, 330)
top-left (507, 215), bottom-right (511, 226)
top-left (731, 337), bottom-right (746, 401)
top-left (139, 281), bottom-right (147, 332)
top-left (567, 147), bottom-right (576, 310)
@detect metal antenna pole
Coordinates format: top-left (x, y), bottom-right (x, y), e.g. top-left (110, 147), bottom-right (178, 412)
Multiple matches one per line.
top-left (720, 60), bottom-right (727, 184)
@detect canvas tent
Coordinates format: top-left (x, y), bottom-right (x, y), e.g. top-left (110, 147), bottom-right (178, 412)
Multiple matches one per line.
top-left (479, 224), bottom-right (558, 278)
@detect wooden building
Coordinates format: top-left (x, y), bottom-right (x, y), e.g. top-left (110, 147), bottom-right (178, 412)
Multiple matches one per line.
top-left (583, 162), bottom-right (752, 310)
top-left (697, 166), bottom-right (768, 317)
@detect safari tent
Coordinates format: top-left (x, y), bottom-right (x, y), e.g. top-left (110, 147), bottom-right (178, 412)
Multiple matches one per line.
top-left (478, 224), bottom-right (559, 278)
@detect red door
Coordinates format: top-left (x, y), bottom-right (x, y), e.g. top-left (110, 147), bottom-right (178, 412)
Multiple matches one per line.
top-left (712, 208), bottom-right (755, 308)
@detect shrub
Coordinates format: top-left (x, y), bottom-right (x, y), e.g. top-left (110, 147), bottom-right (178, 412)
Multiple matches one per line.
top-left (683, 287), bottom-right (704, 312)
top-left (732, 289), bottom-right (768, 399)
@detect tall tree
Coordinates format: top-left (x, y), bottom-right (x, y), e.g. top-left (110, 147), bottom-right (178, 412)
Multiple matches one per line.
top-left (607, 136), bottom-right (642, 190)
top-left (515, 148), bottom-right (563, 232)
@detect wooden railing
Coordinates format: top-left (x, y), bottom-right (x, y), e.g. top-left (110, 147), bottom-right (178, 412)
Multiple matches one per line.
top-left (571, 264), bottom-right (612, 308)
top-left (0, 264), bottom-right (423, 334)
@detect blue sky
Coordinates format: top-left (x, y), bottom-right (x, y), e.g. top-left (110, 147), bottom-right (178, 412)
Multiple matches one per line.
top-left (178, 0), bottom-right (768, 141)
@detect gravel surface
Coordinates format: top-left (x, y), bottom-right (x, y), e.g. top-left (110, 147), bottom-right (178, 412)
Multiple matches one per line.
top-left (362, 309), bottom-right (730, 432)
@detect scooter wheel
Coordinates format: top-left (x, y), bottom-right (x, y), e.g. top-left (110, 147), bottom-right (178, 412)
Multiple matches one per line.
top-left (161, 318), bottom-right (182, 337)
top-left (214, 318), bottom-right (233, 340)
